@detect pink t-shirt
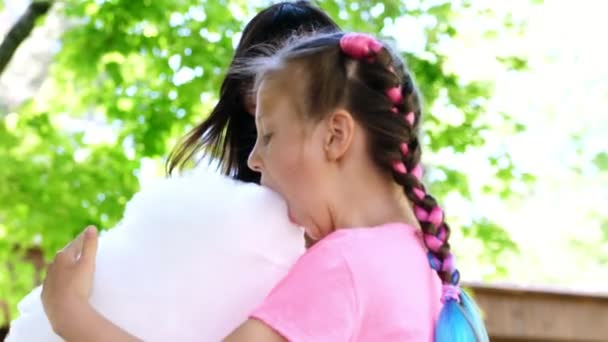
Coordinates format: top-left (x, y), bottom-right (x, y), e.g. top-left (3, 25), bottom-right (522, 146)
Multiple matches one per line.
top-left (251, 222), bottom-right (442, 342)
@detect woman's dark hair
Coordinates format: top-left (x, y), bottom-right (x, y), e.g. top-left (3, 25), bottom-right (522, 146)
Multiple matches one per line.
top-left (166, 1), bottom-right (340, 182)
top-left (248, 32), bottom-right (489, 341)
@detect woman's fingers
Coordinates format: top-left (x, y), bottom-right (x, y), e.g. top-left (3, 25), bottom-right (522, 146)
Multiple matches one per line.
top-left (79, 226), bottom-right (98, 268)
top-left (58, 226), bottom-right (96, 263)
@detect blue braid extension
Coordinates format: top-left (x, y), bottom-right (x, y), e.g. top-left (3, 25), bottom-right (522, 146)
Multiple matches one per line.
top-left (429, 252), bottom-right (489, 342)
top-left (435, 290), bottom-right (489, 342)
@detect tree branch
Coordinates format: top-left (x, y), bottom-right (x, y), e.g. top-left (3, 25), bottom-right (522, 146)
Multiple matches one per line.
top-left (0, 1), bottom-right (53, 76)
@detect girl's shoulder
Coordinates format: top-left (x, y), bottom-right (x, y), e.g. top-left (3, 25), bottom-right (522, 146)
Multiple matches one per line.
top-left (313, 222), bottom-right (433, 282)
top-left (280, 221), bottom-right (430, 295)
top-left (315, 222), bottom-right (424, 256)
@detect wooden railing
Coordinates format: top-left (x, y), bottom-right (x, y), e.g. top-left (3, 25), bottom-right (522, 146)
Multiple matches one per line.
top-left (467, 282), bottom-right (608, 342)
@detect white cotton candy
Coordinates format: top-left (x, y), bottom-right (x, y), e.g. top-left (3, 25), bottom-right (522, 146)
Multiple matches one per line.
top-left (6, 167), bottom-right (305, 342)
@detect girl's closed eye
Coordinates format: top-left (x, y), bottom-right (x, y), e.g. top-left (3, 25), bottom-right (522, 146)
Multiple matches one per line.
top-left (262, 133), bottom-right (273, 145)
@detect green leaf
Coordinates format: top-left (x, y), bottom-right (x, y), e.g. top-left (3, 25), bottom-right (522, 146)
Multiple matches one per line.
top-left (602, 219), bottom-right (608, 241)
top-left (593, 152), bottom-right (608, 171)
top-left (463, 219), bottom-right (519, 277)
top-left (496, 56), bottom-right (529, 70)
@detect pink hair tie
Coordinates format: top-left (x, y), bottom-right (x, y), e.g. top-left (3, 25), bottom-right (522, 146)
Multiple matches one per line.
top-left (411, 164), bottom-right (423, 180)
top-left (339, 33), bottom-right (383, 60)
top-left (441, 284), bottom-right (461, 303)
top-left (423, 224), bottom-right (447, 252)
top-left (424, 232), bottom-right (443, 252)
top-left (441, 253), bottom-right (456, 273)
top-left (428, 206), bottom-right (444, 226)
top-left (386, 86), bottom-right (403, 104)
top-left (405, 112), bottom-right (415, 126)
top-left (414, 205), bottom-right (444, 227)
top-left (414, 205), bottom-right (427, 221)
top-left (412, 187), bottom-right (425, 200)
top-left (392, 160), bottom-right (407, 174)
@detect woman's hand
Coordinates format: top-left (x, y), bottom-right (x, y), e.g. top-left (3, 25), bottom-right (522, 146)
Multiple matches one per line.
top-left (41, 226), bottom-right (142, 341)
top-left (42, 225), bottom-right (98, 335)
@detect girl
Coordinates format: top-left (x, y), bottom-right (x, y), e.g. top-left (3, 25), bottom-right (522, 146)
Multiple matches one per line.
top-left (227, 32), bottom-right (489, 342)
top-left (42, 31), bottom-right (490, 341)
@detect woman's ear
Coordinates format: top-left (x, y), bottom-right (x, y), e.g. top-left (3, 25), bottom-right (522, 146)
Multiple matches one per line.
top-left (324, 109), bottom-right (355, 161)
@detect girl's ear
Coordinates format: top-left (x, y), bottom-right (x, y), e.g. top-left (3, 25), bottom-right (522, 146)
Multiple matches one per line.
top-left (324, 109), bottom-right (355, 161)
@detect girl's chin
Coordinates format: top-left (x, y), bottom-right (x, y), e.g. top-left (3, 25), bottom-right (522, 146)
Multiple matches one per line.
top-left (287, 210), bottom-right (298, 225)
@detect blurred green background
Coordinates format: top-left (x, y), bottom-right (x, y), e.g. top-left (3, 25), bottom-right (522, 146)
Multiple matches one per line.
top-left (0, 0), bottom-right (606, 327)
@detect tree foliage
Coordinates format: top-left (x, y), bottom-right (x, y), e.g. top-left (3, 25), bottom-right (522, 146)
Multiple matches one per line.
top-left (0, 0), bottom-right (532, 324)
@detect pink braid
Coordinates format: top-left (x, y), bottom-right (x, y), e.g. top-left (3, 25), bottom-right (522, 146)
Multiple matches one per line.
top-left (340, 32), bottom-right (463, 302)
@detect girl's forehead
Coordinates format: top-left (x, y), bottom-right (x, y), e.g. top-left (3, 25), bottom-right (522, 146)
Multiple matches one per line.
top-left (257, 67), bottom-right (308, 118)
top-left (257, 75), bottom-right (290, 113)
top-left (255, 78), bottom-right (283, 120)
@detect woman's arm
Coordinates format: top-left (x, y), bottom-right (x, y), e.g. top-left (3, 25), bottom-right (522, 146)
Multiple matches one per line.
top-left (56, 303), bottom-right (141, 342)
top-left (41, 226), bottom-right (284, 341)
top-left (41, 226), bottom-right (141, 341)
top-left (224, 319), bottom-right (286, 342)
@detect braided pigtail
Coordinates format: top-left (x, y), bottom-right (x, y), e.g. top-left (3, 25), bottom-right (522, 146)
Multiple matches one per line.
top-left (339, 33), bottom-right (488, 342)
